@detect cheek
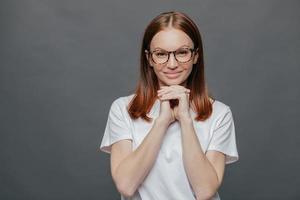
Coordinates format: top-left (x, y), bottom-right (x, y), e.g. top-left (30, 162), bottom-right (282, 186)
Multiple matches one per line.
top-left (182, 63), bottom-right (193, 71)
top-left (152, 67), bottom-right (163, 78)
top-left (183, 64), bottom-right (193, 77)
top-left (182, 65), bottom-right (190, 70)
top-left (153, 65), bottom-right (164, 72)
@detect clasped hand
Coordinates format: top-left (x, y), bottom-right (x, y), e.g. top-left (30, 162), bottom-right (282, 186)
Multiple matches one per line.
top-left (157, 85), bottom-right (191, 125)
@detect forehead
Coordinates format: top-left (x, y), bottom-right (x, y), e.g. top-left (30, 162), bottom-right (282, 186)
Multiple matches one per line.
top-left (150, 28), bottom-right (194, 50)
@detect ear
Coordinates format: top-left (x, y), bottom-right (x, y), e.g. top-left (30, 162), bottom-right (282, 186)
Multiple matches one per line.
top-left (193, 49), bottom-right (199, 64)
top-left (145, 50), bottom-right (153, 67)
top-left (145, 50), bottom-right (149, 60)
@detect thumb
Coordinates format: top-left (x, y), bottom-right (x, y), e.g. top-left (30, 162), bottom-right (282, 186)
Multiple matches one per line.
top-left (171, 109), bottom-right (176, 121)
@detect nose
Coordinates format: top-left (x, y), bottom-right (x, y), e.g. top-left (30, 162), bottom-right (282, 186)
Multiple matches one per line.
top-left (167, 52), bottom-right (178, 68)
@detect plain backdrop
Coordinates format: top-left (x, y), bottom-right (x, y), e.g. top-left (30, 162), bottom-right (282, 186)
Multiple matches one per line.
top-left (1, 0), bottom-right (299, 199)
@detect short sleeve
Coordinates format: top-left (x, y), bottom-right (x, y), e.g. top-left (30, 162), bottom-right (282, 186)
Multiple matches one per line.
top-left (207, 107), bottom-right (239, 164)
top-left (99, 98), bottom-right (133, 154)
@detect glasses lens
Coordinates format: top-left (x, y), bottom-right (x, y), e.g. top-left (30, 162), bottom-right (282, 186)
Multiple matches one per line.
top-left (152, 51), bottom-right (168, 64)
top-left (151, 48), bottom-right (194, 64)
top-left (175, 48), bottom-right (192, 63)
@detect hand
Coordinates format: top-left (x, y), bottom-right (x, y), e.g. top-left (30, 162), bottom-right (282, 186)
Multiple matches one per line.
top-left (157, 85), bottom-right (191, 123)
top-left (156, 98), bottom-right (176, 127)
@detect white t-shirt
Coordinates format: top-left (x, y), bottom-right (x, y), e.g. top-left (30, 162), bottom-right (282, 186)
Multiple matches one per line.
top-left (99, 94), bottom-right (239, 200)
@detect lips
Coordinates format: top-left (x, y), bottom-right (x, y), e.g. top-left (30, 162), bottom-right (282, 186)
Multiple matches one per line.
top-left (164, 71), bottom-right (182, 79)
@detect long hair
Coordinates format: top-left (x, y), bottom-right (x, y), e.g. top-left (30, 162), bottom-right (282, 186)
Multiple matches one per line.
top-left (127, 11), bottom-right (215, 122)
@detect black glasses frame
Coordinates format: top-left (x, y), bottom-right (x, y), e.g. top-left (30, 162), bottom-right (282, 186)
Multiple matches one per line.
top-left (145, 47), bottom-right (198, 64)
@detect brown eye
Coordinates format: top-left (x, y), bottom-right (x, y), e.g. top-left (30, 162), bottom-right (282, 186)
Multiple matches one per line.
top-left (154, 52), bottom-right (168, 57)
top-left (176, 49), bottom-right (189, 56)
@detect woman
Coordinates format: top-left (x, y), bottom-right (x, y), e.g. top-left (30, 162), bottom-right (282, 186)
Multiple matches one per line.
top-left (99, 11), bottom-right (239, 200)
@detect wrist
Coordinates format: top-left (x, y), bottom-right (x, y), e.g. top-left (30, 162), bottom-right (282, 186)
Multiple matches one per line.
top-left (179, 116), bottom-right (193, 124)
top-left (155, 117), bottom-right (170, 129)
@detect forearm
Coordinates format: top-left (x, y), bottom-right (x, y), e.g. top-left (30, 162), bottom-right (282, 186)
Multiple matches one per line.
top-left (180, 118), bottom-right (219, 200)
top-left (115, 118), bottom-right (169, 196)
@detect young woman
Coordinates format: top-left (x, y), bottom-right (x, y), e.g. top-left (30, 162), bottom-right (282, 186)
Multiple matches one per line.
top-left (99, 11), bottom-right (239, 200)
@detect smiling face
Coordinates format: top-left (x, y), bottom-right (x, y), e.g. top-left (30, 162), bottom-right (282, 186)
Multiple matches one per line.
top-left (146, 28), bottom-right (199, 87)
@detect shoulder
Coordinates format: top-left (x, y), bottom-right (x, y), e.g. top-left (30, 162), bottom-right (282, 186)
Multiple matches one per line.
top-left (110, 93), bottom-right (136, 111)
top-left (204, 99), bottom-right (234, 131)
top-left (211, 98), bottom-right (232, 119)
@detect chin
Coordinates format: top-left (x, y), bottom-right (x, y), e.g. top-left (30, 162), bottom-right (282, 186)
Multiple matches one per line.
top-left (162, 79), bottom-right (185, 86)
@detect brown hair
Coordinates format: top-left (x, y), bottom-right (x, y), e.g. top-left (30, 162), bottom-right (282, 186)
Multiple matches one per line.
top-left (127, 11), bottom-right (215, 122)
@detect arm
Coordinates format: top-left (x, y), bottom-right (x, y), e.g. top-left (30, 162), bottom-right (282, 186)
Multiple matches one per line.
top-left (180, 117), bottom-right (226, 200)
top-left (111, 117), bottom-right (169, 198)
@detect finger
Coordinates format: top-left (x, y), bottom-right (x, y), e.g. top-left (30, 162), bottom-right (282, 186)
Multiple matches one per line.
top-left (163, 90), bottom-right (187, 97)
top-left (171, 85), bottom-right (189, 91)
top-left (159, 87), bottom-right (189, 96)
top-left (183, 88), bottom-right (190, 93)
top-left (168, 86), bottom-right (190, 94)
top-left (159, 94), bottom-right (171, 100)
top-left (158, 87), bottom-right (171, 92)
top-left (158, 93), bottom-right (173, 100)
top-left (160, 86), bottom-right (169, 89)
top-left (158, 88), bottom-right (173, 96)
top-left (158, 90), bottom-right (172, 96)
top-left (171, 109), bottom-right (175, 121)
top-left (185, 89), bottom-right (190, 94)
top-left (160, 93), bottom-right (178, 100)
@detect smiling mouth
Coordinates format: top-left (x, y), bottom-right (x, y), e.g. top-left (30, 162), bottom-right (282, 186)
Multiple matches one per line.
top-left (164, 71), bottom-right (182, 79)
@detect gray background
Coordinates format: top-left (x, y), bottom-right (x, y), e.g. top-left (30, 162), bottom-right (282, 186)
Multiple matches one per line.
top-left (1, 0), bottom-right (299, 199)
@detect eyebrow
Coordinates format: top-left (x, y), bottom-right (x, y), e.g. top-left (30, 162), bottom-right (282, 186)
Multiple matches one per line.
top-left (153, 44), bottom-right (191, 51)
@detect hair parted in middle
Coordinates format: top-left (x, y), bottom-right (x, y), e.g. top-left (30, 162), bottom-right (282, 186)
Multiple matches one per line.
top-left (127, 10), bottom-right (215, 122)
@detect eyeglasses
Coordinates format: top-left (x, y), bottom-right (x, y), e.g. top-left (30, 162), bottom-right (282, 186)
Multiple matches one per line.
top-left (145, 47), bottom-right (198, 65)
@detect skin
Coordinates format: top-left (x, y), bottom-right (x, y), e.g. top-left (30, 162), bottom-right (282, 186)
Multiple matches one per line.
top-left (146, 27), bottom-right (198, 124)
top-left (148, 27), bottom-right (226, 199)
top-left (147, 28), bottom-right (198, 89)
top-left (110, 27), bottom-right (226, 199)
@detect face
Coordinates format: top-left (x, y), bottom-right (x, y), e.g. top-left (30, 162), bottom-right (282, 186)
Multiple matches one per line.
top-left (146, 28), bottom-right (198, 87)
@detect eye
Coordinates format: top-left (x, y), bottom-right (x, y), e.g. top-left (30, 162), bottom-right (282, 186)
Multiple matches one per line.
top-left (176, 49), bottom-right (189, 56)
top-left (154, 51), bottom-right (168, 57)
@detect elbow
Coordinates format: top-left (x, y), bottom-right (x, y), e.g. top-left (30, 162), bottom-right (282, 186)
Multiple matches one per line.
top-left (116, 183), bottom-right (136, 198)
top-left (196, 190), bottom-right (217, 200)
top-left (195, 186), bottom-right (219, 200)
top-left (112, 168), bottom-right (137, 198)
top-left (195, 179), bottom-right (221, 200)
top-left (114, 178), bottom-right (137, 198)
